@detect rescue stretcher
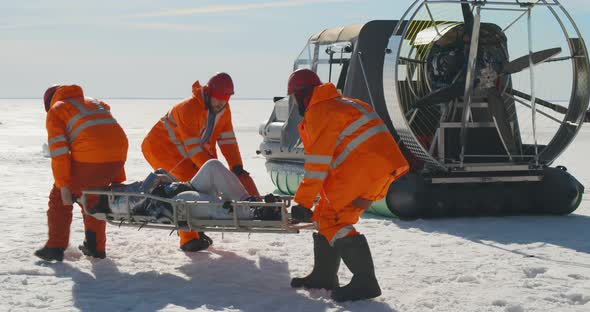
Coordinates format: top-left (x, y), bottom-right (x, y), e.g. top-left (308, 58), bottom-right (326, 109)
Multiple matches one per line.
top-left (80, 190), bottom-right (305, 234)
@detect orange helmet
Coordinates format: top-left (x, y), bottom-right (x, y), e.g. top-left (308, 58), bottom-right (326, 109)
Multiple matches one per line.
top-left (43, 85), bottom-right (60, 112)
top-left (287, 69), bottom-right (321, 96)
top-left (206, 72), bottom-right (234, 101)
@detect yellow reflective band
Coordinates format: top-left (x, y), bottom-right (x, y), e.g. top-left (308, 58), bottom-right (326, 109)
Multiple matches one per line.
top-left (304, 154), bottom-right (332, 165)
top-left (330, 225), bottom-right (355, 245)
top-left (162, 117), bottom-right (189, 158)
top-left (187, 146), bottom-right (203, 157)
top-left (218, 131), bottom-right (236, 139)
top-left (304, 170), bottom-right (328, 180)
top-left (336, 112), bottom-right (380, 146)
top-left (331, 124), bottom-right (388, 169)
top-left (48, 135), bottom-right (67, 146)
top-left (68, 118), bottom-right (118, 143)
top-left (218, 139), bottom-right (237, 145)
top-left (183, 137), bottom-right (201, 145)
top-left (49, 146), bottom-right (70, 157)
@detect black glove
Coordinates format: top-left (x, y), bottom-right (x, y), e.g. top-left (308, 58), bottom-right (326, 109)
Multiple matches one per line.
top-left (232, 165), bottom-right (249, 176)
top-left (263, 193), bottom-right (278, 203)
top-left (291, 204), bottom-right (313, 223)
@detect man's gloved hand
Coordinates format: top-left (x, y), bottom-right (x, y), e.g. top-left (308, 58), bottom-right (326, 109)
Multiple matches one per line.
top-left (263, 193), bottom-right (278, 203)
top-left (291, 204), bottom-right (313, 223)
top-left (232, 165), bottom-right (250, 176)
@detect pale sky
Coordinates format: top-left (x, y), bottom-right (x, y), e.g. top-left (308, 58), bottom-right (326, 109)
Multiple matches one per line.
top-left (1, 0), bottom-right (589, 99)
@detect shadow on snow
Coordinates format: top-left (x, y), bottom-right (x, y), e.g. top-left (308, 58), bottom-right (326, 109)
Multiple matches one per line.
top-left (363, 210), bottom-right (590, 266)
top-left (45, 247), bottom-right (396, 312)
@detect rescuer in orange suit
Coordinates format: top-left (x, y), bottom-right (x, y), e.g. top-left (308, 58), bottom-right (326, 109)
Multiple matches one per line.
top-left (287, 69), bottom-right (409, 302)
top-left (142, 72), bottom-right (259, 252)
top-left (35, 84), bottom-right (128, 262)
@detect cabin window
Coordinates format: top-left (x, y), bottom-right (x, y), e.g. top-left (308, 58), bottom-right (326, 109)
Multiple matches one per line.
top-left (293, 42), bottom-right (353, 92)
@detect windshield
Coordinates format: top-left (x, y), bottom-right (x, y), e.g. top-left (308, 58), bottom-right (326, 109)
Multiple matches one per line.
top-left (293, 41), bottom-right (353, 91)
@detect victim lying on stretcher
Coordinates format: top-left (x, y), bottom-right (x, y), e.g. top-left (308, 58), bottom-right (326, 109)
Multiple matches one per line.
top-left (87, 159), bottom-right (282, 223)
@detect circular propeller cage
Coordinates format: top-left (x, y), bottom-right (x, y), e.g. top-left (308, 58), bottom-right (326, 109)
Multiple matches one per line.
top-left (384, 0), bottom-right (590, 172)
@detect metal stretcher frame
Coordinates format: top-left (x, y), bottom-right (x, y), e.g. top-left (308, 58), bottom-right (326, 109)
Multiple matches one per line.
top-left (80, 189), bottom-right (300, 234)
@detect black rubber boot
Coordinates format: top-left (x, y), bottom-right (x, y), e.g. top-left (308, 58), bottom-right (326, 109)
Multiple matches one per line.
top-left (180, 232), bottom-right (213, 252)
top-left (331, 234), bottom-right (381, 302)
top-left (78, 231), bottom-right (106, 259)
top-left (291, 232), bottom-right (340, 290)
top-left (34, 247), bottom-right (65, 262)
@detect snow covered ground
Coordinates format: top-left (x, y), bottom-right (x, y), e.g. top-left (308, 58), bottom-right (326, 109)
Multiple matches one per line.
top-left (0, 98), bottom-right (589, 312)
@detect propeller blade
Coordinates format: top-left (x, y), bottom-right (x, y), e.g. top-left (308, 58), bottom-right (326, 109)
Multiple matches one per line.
top-left (502, 47), bottom-right (562, 75)
top-left (415, 79), bottom-right (465, 108)
top-left (414, 4), bottom-right (487, 110)
top-left (487, 92), bottom-right (517, 154)
top-left (509, 89), bottom-right (569, 114)
top-left (462, 3), bottom-right (474, 36)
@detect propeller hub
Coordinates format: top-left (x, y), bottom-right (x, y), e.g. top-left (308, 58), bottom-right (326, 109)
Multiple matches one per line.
top-left (478, 65), bottom-right (499, 90)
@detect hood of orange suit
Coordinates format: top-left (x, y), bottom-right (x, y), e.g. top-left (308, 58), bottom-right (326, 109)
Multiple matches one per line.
top-left (192, 80), bottom-right (203, 97)
top-left (50, 85), bottom-right (84, 109)
top-left (307, 83), bottom-right (341, 110)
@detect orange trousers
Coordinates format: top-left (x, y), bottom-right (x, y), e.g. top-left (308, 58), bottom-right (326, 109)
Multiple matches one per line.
top-left (44, 161), bottom-right (125, 252)
top-left (314, 173), bottom-right (395, 244)
top-left (142, 156), bottom-right (202, 245)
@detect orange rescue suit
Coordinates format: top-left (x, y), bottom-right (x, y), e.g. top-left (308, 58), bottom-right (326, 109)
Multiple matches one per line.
top-left (142, 81), bottom-right (243, 181)
top-left (294, 83), bottom-right (409, 242)
top-left (142, 81), bottom-right (244, 245)
top-left (45, 85), bottom-right (128, 252)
